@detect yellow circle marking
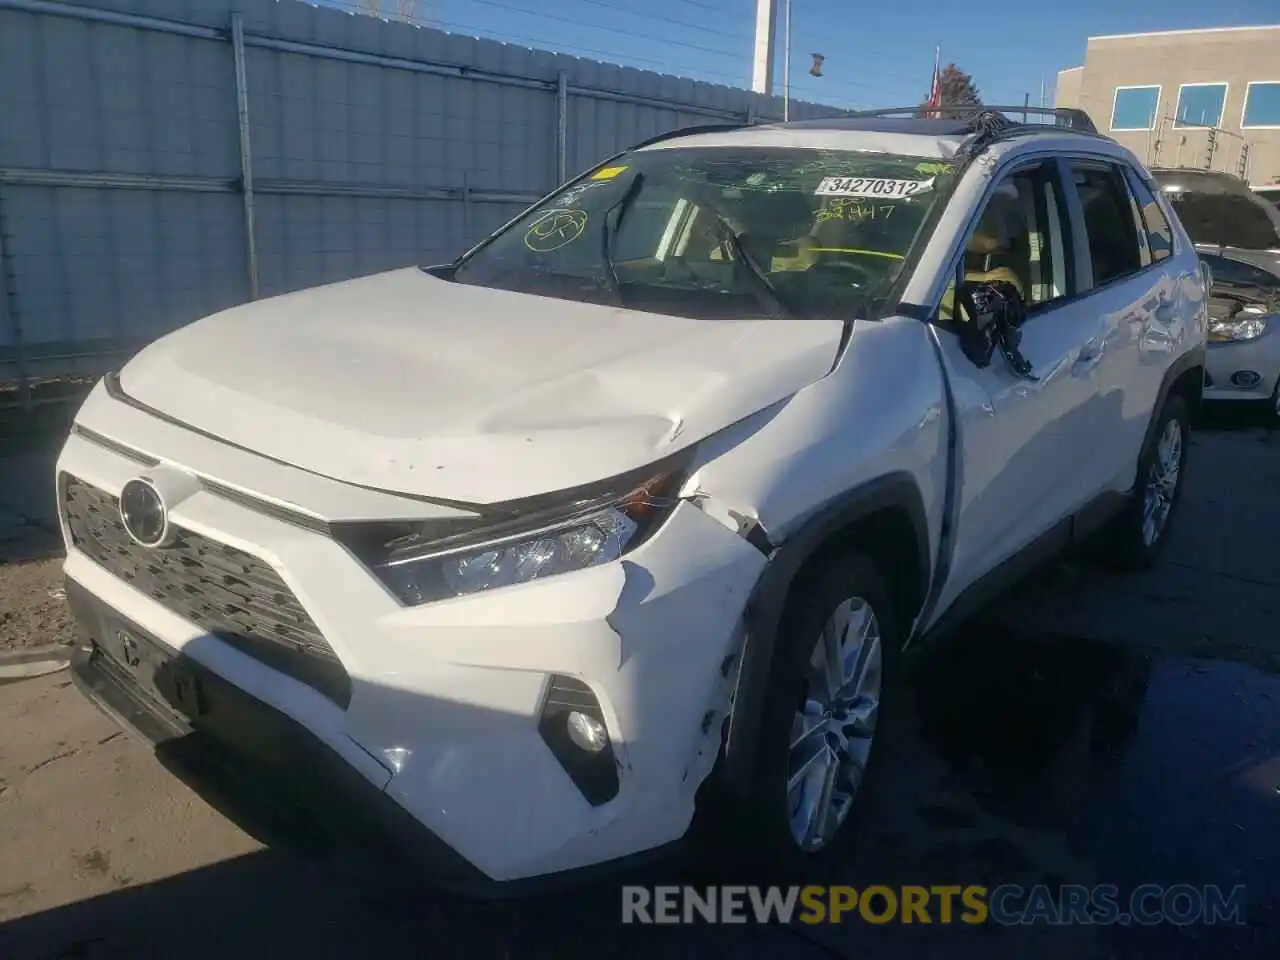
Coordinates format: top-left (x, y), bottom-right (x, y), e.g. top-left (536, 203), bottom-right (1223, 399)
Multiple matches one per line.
top-left (524, 208), bottom-right (588, 252)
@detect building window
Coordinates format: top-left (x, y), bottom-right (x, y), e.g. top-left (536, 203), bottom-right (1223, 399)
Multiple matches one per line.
top-left (1174, 83), bottom-right (1228, 127)
top-left (1242, 81), bottom-right (1280, 129)
top-left (1110, 86), bottom-right (1161, 131)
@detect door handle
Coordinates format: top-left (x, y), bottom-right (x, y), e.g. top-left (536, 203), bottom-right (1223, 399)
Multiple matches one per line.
top-left (1073, 340), bottom-right (1104, 374)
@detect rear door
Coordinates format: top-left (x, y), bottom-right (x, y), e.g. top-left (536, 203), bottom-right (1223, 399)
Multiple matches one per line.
top-left (1062, 159), bottom-right (1195, 500)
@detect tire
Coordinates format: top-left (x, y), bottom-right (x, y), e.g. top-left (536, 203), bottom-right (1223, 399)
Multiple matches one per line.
top-left (1096, 392), bottom-right (1190, 570)
top-left (701, 550), bottom-right (902, 883)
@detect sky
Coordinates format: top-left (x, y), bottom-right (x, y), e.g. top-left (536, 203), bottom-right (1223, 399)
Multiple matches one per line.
top-left (324, 0), bottom-right (1280, 110)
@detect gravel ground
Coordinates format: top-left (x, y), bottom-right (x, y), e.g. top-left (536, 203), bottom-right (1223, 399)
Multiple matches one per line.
top-left (0, 430), bottom-right (70, 657)
top-left (0, 558), bottom-right (73, 654)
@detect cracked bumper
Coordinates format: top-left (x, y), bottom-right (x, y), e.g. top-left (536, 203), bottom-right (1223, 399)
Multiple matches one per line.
top-left (58, 416), bottom-right (767, 884)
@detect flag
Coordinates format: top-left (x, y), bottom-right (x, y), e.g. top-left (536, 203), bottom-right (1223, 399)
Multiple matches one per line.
top-left (926, 45), bottom-right (941, 115)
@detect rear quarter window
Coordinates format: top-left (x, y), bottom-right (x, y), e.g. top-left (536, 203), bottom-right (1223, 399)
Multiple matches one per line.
top-left (1123, 170), bottom-right (1175, 263)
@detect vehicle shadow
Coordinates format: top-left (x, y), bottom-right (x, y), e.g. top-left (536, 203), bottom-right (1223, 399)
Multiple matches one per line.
top-left (2, 616), bottom-right (1275, 960)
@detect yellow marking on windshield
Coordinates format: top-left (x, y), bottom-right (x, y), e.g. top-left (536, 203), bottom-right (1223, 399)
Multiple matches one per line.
top-left (808, 247), bottom-right (905, 260)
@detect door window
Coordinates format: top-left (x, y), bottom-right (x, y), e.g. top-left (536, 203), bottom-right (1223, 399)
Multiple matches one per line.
top-left (1069, 164), bottom-right (1144, 287)
top-left (941, 161), bottom-right (1072, 320)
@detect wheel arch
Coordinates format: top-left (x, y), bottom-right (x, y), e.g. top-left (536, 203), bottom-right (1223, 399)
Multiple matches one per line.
top-left (718, 471), bottom-right (931, 795)
top-left (1138, 345), bottom-right (1204, 485)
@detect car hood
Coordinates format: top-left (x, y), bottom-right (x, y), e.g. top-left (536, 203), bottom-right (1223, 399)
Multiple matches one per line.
top-left (119, 268), bottom-right (845, 504)
top-left (1197, 244), bottom-right (1280, 273)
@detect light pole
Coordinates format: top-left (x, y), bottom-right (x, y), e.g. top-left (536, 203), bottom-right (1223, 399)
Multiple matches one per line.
top-left (783, 0), bottom-right (791, 121)
top-left (750, 0), bottom-right (777, 96)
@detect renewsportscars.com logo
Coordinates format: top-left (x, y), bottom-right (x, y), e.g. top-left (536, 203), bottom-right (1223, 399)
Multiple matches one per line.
top-left (621, 884), bottom-right (1248, 926)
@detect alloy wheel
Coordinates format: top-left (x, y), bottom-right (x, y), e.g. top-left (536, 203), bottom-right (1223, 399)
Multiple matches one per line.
top-left (1141, 417), bottom-right (1183, 547)
top-left (787, 596), bottom-right (882, 852)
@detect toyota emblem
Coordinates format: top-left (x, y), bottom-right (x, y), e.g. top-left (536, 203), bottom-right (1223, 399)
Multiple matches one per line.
top-left (119, 478), bottom-right (172, 547)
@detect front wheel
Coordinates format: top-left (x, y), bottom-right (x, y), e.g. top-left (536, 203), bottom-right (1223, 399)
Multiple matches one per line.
top-left (1096, 393), bottom-right (1190, 570)
top-left (704, 551), bottom-right (901, 881)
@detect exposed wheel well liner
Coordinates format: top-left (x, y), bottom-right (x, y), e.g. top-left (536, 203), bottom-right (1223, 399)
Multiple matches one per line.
top-left (718, 472), bottom-right (930, 795)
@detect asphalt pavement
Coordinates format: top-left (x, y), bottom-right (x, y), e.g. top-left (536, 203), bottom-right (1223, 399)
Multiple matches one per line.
top-left (0, 411), bottom-right (1277, 959)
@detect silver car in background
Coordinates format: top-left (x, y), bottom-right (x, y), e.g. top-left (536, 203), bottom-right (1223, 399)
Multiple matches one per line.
top-left (1197, 250), bottom-right (1280, 418)
top-left (1150, 168), bottom-right (1280, 419)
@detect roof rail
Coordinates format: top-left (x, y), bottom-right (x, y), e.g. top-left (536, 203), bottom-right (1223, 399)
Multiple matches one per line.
top-left (848, 105), bottom-right (1098, 134)
top-left (628, 122), bottom-right (747, 151)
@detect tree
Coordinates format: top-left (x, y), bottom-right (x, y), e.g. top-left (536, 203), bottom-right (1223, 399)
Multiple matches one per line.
top-left (938, 64), bottom-right (981, 110)
top-left (918, 63), bottom-right (983, 119)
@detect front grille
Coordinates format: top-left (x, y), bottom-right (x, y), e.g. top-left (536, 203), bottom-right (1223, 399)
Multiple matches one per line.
top-left (62, 476), bottom-right (352, 707)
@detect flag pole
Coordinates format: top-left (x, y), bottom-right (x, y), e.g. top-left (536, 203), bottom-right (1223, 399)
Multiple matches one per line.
top-left (929, 42), bottom-right (941, 117)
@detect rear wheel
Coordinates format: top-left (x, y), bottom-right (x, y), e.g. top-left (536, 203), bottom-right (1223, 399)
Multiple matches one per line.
top-left (1096, 393), bottom-right (1190, 570)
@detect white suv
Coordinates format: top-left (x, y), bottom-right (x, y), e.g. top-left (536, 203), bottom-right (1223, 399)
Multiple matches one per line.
top-left (57, 108), bottom-right (1207, 894)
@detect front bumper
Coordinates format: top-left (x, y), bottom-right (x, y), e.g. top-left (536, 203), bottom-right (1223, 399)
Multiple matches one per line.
top-left (57, 380), bottom-right (767, 885)
top-left (66, 579), bottom-right (494, 894)
top-left (1204, 325), bottom-right (1280, 402)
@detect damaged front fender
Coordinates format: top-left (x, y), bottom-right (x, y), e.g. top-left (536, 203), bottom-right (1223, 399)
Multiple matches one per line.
top-left (603, 503), bottom-right (767, 818)
top-left (716, 472), bottom-right (930, 797)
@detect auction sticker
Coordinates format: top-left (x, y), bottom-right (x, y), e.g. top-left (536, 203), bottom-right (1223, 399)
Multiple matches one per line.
top-left (815, 176), bottom-right (935, 198)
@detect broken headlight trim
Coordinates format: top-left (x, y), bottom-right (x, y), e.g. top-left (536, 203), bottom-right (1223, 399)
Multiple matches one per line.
top-left (370, 458), bottom-right (689, 605)
top-left (1208, 315), bottom-right (1268, 343)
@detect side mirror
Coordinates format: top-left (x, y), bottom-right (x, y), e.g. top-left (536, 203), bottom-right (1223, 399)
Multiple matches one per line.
top-left (954, 280), bottom-right (1037, 379)
top-left (956, 279), bottom-right (1028, 330)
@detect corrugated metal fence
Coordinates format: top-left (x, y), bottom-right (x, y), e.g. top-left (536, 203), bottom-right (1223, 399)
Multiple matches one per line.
top-left (0, 0), bottom-right (844, 409)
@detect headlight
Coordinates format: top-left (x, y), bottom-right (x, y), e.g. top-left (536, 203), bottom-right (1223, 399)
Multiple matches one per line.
top-left (366, 458), bottom-right (688, 605)
top-left (1208, 316), bottom-right (1268, 342)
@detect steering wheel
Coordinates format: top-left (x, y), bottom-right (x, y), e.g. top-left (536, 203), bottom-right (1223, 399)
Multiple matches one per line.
top-left (805, 250), bottom-right (884, 287)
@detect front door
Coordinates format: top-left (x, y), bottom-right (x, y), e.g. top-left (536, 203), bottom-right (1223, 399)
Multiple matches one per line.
top-left (926, 158), bottom-right (1102, 619)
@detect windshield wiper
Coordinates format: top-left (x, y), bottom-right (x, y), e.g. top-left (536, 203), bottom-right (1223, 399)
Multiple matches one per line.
top-left (601, 172), bottom-right (646, 301)
top-left (713, 218), bottom-right (793, 321)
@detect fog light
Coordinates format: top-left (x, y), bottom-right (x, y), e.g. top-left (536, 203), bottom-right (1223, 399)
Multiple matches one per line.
top-left (538, 674), bottom-right (620, 805)
top-left (566, 711), bottom-right (609, 753)
top-left (1231, 370), bottom-right (1262, 388)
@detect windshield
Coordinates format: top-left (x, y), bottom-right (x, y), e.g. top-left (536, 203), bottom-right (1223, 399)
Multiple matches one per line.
top-left (1153, 174), bottom-right (1280, 250)
top-left (450, 146), bottom-right (956, 321)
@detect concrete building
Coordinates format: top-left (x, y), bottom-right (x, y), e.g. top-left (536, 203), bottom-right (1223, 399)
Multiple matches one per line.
top-left (1054, 25), bottom-right (1280, 187)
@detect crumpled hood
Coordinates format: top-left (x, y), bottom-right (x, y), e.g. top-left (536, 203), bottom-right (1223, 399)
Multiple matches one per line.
top-left (119, 268), bottom-right (845, 504)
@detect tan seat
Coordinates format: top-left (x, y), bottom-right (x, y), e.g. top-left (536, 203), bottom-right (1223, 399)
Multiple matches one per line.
top-left (940, 197), bottom-right (1026, 320)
